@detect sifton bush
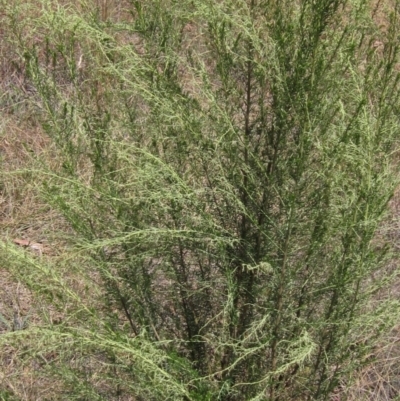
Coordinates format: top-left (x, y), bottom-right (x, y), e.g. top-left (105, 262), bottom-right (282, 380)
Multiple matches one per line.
top-left (1, 0), bottom-right (400, 400)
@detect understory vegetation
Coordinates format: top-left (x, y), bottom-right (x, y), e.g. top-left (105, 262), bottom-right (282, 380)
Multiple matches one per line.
top-left (1, 0), bottom-right (400, 400)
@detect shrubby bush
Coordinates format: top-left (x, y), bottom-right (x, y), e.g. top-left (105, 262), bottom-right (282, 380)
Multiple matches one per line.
top-left (2, 0), bottom-right (400, 400)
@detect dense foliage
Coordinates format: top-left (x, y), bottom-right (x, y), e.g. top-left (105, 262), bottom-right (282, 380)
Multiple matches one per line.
top-left (2, 0), bottom-right (400, 400)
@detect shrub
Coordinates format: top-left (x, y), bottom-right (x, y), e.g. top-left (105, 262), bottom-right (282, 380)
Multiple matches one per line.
top-left (2, 0), bottom-right (400, 400)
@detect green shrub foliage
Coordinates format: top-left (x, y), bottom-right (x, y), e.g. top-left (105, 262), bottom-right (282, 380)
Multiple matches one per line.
top-left (3, 0), bottom-right (400, 400)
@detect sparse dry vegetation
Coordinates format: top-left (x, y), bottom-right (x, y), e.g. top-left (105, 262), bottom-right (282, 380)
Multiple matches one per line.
top-left (1, 0), bottom-right (400, 400)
